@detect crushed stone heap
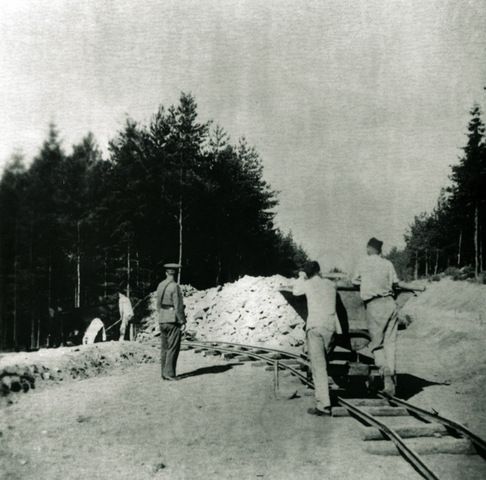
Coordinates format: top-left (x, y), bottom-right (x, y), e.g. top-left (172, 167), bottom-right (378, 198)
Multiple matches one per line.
top-left (139, 275), bottom-right (306, 351)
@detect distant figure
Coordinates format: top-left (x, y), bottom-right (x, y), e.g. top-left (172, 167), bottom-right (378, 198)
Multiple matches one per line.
top-left (82, 318), bottom-right (106, 345)
top-left (155, 263), bottom-right (186, 380)
top-left (353, 237), bottom-right (399, 395)
top-left (47, 303), bottom-right (64, 347)
top-left (293, 261), bottom-right (340, 416)
top-left (118, 292), bottom-right (134, 341)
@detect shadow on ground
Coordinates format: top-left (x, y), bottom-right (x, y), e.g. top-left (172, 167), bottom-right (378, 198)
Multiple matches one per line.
top-left (178, 363), bottom-right (242, 379)
top-left (332, 373), bottom-right (446, 401)
top-left (395, 373), bottom-right (447, 400)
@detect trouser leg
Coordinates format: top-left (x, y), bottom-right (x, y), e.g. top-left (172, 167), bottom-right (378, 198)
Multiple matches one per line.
top-left (119, 317), bottom-right (127, 340)
top-left (163, 324), bottom-right (182, 378)
top-left (129, 323), bottom-right (134, 341)
top-left (160, 324), bottom-right (168, 378)
top-left (367, 304), bottom-right (386, 369)
top-left (383, 312), bottom-right (399, 375)
top-left (366, 298), bottom-right (398, 394)
top-left (306, 328), bottom-right (332, 410)
top-left (366, 297), bottom-right (396, 371)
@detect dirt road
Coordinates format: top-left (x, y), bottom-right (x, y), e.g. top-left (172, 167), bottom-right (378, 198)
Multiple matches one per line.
top-left (1, 350), bottom-right (484, 480)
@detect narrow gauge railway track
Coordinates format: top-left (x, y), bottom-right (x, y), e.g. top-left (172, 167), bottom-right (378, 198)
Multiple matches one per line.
top-left (183, 339), bottom-right (486, 480)
top-left (183, 339), bottom-right (313, 388)
top-left (379, 393), bottom-right (486, 456)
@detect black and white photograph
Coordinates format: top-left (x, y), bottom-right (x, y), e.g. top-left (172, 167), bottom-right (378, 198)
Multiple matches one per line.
top-left (1, 1), bottom-right (486, 479)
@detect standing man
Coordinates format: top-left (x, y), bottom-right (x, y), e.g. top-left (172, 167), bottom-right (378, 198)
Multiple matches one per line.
top-left (353, 237), bottom-right (399, 395)
top-left (118, 292), bottom-right (134, 341)
top-left (155, 263), bottom-right (186, 381)
top-left (292, 261), bottom-right (341, 416)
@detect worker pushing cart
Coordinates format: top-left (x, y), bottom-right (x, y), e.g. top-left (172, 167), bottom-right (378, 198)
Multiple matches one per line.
top-left (353, 237), bottom-right (400, 395)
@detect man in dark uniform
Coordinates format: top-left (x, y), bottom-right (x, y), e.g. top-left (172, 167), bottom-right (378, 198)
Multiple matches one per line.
top-left (155, 263), bottom-right (186, 380)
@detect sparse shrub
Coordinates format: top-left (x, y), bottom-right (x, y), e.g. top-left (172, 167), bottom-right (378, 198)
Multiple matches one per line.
top-left (444, 266), bottom-right (461, 278)
top-left (460, 265), bottom-right (476, 280)
top-left (329, 267), bottom-right (344, 273)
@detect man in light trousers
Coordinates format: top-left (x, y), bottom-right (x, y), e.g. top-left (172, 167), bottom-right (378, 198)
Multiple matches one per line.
top-left (293, 261), bottom-right (341, 416)
top-left (118, 292), bottom-right (134, 341)
top-left (353, 237), bottom-right (399, 394)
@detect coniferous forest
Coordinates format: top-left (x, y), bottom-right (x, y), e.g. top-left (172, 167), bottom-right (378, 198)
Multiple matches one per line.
top-left (387, 105), bottom-right (486, 281)
top-left (0, 93), bottom-right (308, 350)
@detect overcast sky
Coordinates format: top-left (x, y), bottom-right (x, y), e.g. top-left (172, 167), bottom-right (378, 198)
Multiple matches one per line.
top-left (1, 0), bottom-right (485, 272)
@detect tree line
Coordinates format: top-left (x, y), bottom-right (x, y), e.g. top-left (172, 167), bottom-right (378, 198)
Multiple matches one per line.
top-left (388, 104), bottom-right (486, 281)
top-left (0, 93), bottom-right (308, 350)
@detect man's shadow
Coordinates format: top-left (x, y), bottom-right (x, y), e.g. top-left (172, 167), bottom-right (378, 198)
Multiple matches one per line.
top-left (178, 363), bottom-right (242, 379)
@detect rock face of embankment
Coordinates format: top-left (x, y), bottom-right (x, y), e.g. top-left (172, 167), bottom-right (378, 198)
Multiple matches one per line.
top-left (139, 275), bottom-right (307, 350)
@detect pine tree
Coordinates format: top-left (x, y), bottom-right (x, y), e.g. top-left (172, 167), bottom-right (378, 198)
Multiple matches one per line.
top-left (0, 94), bottom-right (309, 350)
top-left (0, 153), bottom-right (27, 348)
top-left (449, 105), bottom-right (486, 277)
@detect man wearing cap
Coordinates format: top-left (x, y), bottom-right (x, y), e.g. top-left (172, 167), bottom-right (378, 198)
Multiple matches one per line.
top-left (353, 237), bottom-right (399, 394)
top-left (155, 264), bottom-right (186, 380)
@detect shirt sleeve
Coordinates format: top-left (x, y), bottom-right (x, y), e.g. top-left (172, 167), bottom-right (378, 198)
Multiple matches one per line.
top-left (390, 262), bottom-right (399, 285)
top-left (155, 285), bottom-right (162, 312)
top-left (292, 277), bottom-right (306, 296)
top-left (173, 285), bottom-right (186, 324)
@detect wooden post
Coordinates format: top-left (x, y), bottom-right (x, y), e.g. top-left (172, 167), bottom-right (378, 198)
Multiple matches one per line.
top-left (273, 361), bottom-right (279, 398)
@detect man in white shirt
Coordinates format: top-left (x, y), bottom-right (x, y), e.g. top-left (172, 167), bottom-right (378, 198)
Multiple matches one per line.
top-left (353, 237), bottom-right (399, 394)
top-left (293, 261), bottom-right (340, 416)
top-left (82, 317), bottom-right (106, 345)
top-left (118, 292), bottom-right (134, 341)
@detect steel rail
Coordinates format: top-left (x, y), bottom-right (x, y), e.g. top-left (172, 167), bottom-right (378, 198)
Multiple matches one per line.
top-left (184, 340), bottom-right (314, 388)
top-left (186, 339), bottom-right (444, 480)
top-left (379, 393), bottom-right (486, 454)
top-left (184, 338), bottom-right (310, 363)
top-left (337, 397), bottom-right (439, 480)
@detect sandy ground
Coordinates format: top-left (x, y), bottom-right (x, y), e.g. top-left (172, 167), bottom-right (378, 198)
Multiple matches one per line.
top-left (2, 279), bottom-right (486, 479)
top-left (0, 349), bottom-right (454, 480)
top-left (396, 279), bottom-right (486, 443)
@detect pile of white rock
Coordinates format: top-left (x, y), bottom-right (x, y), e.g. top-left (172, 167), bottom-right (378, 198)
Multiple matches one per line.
top-left (139, 275), bottom-right (306, 351)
